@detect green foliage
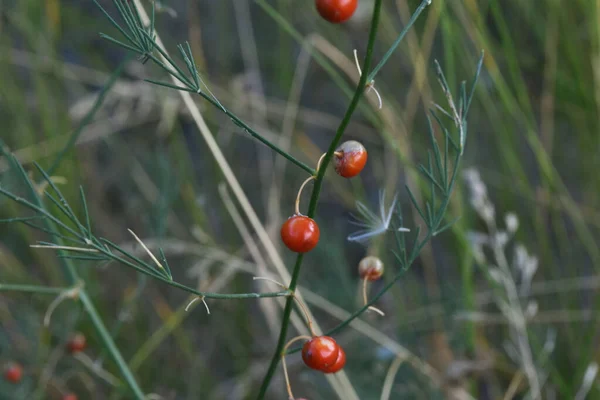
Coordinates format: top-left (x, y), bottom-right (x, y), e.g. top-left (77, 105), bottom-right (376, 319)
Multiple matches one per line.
top-left (0, 0), bottom-right (599, 399)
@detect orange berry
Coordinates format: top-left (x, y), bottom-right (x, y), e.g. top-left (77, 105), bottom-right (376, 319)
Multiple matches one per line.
top-left (281, 215), bottom-right (320, 253)
top-left (4, 362), bottom-right (23, 384)
top-left (321, 346), bottom-right (346, 373)
top-left (302, 336), bottom-right (340, 371)
top-left (315, 0), bottom-right (357, 23)
top-left (334, 141), bottom-right (367, 178)
top-left (62, 394), bottom-right (78, 400)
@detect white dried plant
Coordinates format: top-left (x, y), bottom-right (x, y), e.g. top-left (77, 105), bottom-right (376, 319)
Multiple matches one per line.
top-left (462, 168), bottom-right (548, 400)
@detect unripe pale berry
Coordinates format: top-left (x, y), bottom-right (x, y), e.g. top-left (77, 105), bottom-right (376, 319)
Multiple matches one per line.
top-left (358, 256), bottom-right (384, 281)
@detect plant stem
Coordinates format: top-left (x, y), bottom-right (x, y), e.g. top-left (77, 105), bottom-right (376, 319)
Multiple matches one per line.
top-left (0, 284), bottom-right (68, 295)
top-left (47, 56), bottom-right (131, 176)
top-left (255, 254), bottom-right (304, 399)
top-left (367, 0), bottom-right (432, 83)
top-left (79, 291), bottom-right (146, 399)
top-left (286, 155), bottom-right (463, 355)
top-left (0, 143), bottom-right (146, 398)
top-left (255, 1), bottom-right (383, 398)
top-left (145, 79), bottom-right (316, 175)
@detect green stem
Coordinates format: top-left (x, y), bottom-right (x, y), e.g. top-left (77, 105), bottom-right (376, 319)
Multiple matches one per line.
top-left (0, 284), bottom-right (68, 295)
top-left (79, 291), bottom-right (146, 399)
top-left (90, 243), bottom-right (291, 299)
top-left (255, 1), bottom-right (383, 398)
top-left (47, 56), bottom-right (131, 176)
top-left (255, 255), bottom-right (304, 399)
top-left (367, 0), bottom-right (432, 83)
top-left (93, 0), bottom-right (316, 176)
top-left (145, 79), bottom-right (315, 175)
top-left (286, 154), bottom-right (462, 355)
top-left (1, 144), bottom-right (146, 398)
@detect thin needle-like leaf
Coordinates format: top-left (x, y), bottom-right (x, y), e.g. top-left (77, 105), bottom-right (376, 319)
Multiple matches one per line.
top-left (466, 51), bottom-right (485, 115)
top-left (92, 0), bottom-right (137, 47)
top-left (427, 117), bottom-right (445, 188)
top-left (79, 187), bottom-right (92, 240)
top-left (406, 185), bottom-right (426, 223)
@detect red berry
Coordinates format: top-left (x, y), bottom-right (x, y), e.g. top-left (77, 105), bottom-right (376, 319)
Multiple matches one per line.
top-left (315, 0), bottom-right (357, 23)
top-left (4, 363), bottom-right (23, 384)
top-left (62, 394), bottom-right (78, 400)
top-left (321, 346), bottom-right (346, 373)
top-left (281, 215), bottom-right (320, 253)
top-left (302, 336), bottom-right (340, 371)
top-left (358, 256), bottom-right (384, 281)
top-left (334, 141), bottom-right (367, 178)
top-left (67, 332), bottom-right (86, 354)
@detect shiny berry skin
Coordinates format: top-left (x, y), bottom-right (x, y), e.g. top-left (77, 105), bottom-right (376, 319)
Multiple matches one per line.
top-left (67, 332), bottom-right (86, 354)
top-left (315, 0), bottom-right (357, 23)
top-left (358, 256), bottom-right (384, 281)
top-left (4, 363), bottom-right (23, 384)
top-left (334, 141), bottom-right (367, 178)
top-left (321, 346), bottom-right (346, 373)
top-left (62, 394), bottom-right (78, 400)
top-left (302, 336), bottom-right (340, 371)
top-left (281, 215), bottom-right (320, 253)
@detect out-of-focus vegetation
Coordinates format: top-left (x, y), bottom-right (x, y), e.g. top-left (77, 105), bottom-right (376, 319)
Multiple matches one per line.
top-left (0, 0), bottom-right (599, 399)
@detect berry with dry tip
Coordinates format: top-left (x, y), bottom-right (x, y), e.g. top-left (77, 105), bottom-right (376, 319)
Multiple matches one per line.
top-left (358, 256), bottom-right (384, 281)
top-left (334, 140), bottom-right (367, 178)
top-left (281, 215), bottom-right (320, 253)
top-left (315, 0), bottom-right (358, 23)
top-left (302, 336), bottom-right (340, 371)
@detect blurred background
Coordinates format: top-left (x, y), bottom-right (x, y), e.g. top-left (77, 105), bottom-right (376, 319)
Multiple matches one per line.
top-left (1, 0), bottom-right (599, 399)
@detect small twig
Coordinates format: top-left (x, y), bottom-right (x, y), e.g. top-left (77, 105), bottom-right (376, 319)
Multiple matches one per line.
top-left (43, 282), bottom-right (83, 327)
top-left (281, 335), bottom-right (313, 400)
top-left (253, 276), bottom-right (288, 289)
top-left (354, 49), bottom-right (382, 109)
top-left (185, 296), bottom-right (210, 314)
top-left (294, 176), bottom-right (315, 215)
top-left (254, 277), bottom-right (315, 336)
top-left (185, 296), bottom-right (200, 311)
top-left (30, 244), bottom-right (99, 253)
top-left (128, 228), bottom-right (165, 271)
top-left (502, 370), bottom-right (525, 400)
top-left (73, 352), bottom-right (121, 386)
top-left (380, 355), bottom-right (406, 400)
top-left (316, 152), bottom-right (342, 173)
top-left (200, 297), bottom-right (210, 314)
top-left (362, 278), bottom-right (385, 316)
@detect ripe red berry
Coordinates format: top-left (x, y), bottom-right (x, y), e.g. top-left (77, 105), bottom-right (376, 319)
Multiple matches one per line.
top-left (315, 0), bottom-right (358, 23)
top-left (62, 394), bottom-right (78, 400)
top-left (358, 256), bottom-right (384, 281)
top-left (281, 215), bottom-right (320, 253)
top-left (334, 141), bottom-right (367, 178)
top-left (321, 346), bottom-right (346, 373)
top-left (302, 336), bottom-right (340, 371)
top-left (4, 363), bottom-right (23, 384)
top-left (67, 332), bottom-right (86, 354)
